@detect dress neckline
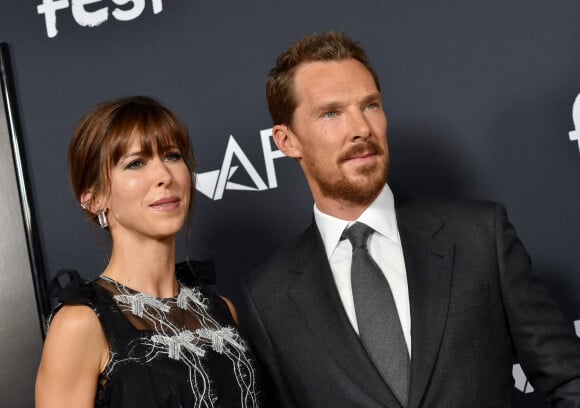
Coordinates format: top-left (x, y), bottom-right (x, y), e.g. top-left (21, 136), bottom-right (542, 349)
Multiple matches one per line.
top-left (97, 275), bottom-right (181, 301)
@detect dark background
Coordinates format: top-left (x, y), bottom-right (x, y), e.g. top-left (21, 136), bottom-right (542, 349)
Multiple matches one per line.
top-left (1, 1), bottom-right (579, 406)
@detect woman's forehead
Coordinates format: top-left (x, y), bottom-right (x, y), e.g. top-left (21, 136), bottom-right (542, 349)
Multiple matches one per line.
top-left (120, 129), bottom-right (180, 154)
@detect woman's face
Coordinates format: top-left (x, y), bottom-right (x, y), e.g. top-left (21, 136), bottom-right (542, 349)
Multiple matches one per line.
top-left (104, 136), bottom-right (192, 242)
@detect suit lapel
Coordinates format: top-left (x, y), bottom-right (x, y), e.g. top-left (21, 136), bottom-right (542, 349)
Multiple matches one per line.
top-left (396, 199), bottom-right (454, 408)
top-left (287, 223), bottom-right (403, 407)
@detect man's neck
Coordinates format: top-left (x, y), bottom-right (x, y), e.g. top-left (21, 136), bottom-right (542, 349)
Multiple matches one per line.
top-left (313, 189), bottom-right (383, 221)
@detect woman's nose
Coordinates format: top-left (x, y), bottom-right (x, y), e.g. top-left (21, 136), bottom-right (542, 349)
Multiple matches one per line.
top-left (152, 157), bottom-right (172, 186)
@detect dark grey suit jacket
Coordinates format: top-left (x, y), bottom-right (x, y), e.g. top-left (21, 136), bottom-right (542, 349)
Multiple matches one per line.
top-left (243, 198), bottom-right (580, 407)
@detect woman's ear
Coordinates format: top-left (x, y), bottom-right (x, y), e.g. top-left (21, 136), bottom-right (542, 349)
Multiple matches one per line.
top-left (272, 125), bottom-right (302, 159)
top-left (80, 190), bottom-right (102, 214)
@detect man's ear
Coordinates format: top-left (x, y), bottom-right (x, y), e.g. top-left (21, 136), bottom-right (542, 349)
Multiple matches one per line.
top-left (272, 124), bottom-right (302, 159)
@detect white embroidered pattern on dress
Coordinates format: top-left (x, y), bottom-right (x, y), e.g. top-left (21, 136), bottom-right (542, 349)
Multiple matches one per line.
top-left (101, 277), bottom-right (258, 408)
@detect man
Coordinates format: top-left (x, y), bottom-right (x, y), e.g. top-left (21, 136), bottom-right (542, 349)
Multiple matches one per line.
top-left (243, 32), bottom-right (580, 407)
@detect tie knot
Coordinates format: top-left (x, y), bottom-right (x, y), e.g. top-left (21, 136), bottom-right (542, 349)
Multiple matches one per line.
top-left (342, 222), bottom-right (374, 249)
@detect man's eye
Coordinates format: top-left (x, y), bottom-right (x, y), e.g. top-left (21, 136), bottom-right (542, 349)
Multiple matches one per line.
top-left (323, 111), bottom-right (337, 119)
top-left (367, 102), bottom-right (378, 110)
top-left (165, 152), bottom-right (183, 162)
top-left (125, 159), bottom-right (143, 170)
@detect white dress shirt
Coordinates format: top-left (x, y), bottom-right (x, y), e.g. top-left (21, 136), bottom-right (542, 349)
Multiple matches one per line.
top-left (314, 184), bottom-right (411, 353)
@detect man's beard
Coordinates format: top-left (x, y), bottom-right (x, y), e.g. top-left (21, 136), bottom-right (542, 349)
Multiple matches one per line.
top-left (305, 141), bottom-right (389, 205)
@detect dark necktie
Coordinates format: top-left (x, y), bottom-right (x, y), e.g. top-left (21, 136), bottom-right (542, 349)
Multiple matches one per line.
top-left (343, 222), bottom-right (410, 407)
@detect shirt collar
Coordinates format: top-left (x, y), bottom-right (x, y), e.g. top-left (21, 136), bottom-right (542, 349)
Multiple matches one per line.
top-left (314, 184), bottom-right (399, 260)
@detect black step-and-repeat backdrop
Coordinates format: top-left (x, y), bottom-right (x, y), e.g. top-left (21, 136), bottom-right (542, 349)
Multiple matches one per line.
top-left (1, 1), bottom-right (579, 406)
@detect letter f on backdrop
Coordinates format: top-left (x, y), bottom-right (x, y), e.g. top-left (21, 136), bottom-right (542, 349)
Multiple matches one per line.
top-left (570, 93), bottom-right (580, 153)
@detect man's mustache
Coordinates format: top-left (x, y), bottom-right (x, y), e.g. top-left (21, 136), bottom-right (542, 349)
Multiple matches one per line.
top-left (340, 141), bottom-right (384, 162)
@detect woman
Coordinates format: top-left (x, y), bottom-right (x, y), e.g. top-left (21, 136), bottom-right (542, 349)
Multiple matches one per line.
top-left (35, 96), bottom-right (260, 407)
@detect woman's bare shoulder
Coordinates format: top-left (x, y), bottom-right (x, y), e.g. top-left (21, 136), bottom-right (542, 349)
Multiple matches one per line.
top-left (35, 305), bottom-right (108, 408)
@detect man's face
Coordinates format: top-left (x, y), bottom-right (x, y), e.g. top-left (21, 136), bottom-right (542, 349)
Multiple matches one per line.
top-left (282, 59), bottom-right (388, 206)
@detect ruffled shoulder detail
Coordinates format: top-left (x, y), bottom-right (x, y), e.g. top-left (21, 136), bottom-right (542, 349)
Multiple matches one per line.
top-left (48, 269), bottom-right (97, 309)
top-left (176, 259), bottom-right (216, 286)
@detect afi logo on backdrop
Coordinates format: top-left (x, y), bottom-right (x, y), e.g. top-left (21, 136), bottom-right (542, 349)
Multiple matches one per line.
top-left (570, 93), bottom-right (580, 154)
top-left (37, 0), bottom-right (164, 38)
top-left (195, 129), bottom-right (286, 201)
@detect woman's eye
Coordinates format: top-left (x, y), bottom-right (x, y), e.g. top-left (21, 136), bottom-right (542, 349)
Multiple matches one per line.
top-left (165, 152), bottom-right (183, 162)
top-left (125, 159), bottom-right (144, 170)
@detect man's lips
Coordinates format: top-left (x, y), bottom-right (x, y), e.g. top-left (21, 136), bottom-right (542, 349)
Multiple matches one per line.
top-left (150, 197), bottom-right (181, 211)
top-left (341, 142), bottom-right (382, 162)
top-left (346, 151), bottom-right (376, 160)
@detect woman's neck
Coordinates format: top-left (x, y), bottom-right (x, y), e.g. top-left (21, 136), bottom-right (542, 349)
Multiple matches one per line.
top-left (102, 234), bottom-right (179, 298)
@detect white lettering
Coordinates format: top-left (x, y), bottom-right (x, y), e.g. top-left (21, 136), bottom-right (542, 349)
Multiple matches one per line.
top-left (151, 0), bottom-right (163, 14)
top-left (512, 364), bottom-right (534, 394)
top-left (72, 0), bottom-right (108, 27)
top-left (37, 0), bottom-right (70, 38)
top-left (195, 128), bottom-right (288, 201)
top-left (112, 0), bottom-right (145, 21)
top-left (38, 0), bottom-right (163, 38)
top-left (213, 135), bottom-right (268, 200)
top-left (570, 93), bottom-right (580, 153)
top-left (260, 128), bottom-right (285, 188)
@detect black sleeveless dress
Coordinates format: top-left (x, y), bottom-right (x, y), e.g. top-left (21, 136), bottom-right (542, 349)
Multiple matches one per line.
top-left (52, 266), bottom-right (261, 407)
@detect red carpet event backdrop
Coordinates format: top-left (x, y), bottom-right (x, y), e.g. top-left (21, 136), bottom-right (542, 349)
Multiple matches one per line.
top-left (0, 1), bottom-right (579, 406)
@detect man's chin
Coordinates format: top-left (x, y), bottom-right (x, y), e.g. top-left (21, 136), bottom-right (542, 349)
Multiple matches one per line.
top-left (322, 177), bottom-right (386, 205)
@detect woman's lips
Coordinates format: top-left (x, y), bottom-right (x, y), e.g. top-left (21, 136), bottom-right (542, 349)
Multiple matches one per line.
top-left (150, 197), bottom-right (180, 211)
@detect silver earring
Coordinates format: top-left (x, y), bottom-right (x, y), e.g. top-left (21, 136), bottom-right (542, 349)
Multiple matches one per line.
top-left (97, 209), bottom-right (108, 229)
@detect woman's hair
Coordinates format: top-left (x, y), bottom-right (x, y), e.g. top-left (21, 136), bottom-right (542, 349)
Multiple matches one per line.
top-left (68, 96), bottom-right (196, 227)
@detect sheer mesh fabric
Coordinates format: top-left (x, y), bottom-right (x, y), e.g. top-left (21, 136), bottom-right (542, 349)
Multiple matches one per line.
top-left (55, 273), bottom-right (260, 407)
top-left (96, 277), bottom-right (206, 333)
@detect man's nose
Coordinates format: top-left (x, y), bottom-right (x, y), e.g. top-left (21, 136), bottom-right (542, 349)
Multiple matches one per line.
top-left (350, 110), bottom-right (371, 140)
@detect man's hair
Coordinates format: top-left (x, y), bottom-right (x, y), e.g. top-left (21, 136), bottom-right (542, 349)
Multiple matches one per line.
top-left (266, 31), bottom-right (381, 126)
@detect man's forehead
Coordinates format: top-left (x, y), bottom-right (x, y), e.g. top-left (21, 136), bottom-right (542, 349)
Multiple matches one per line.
top-left (293, 59), bottom-right (379, 103)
